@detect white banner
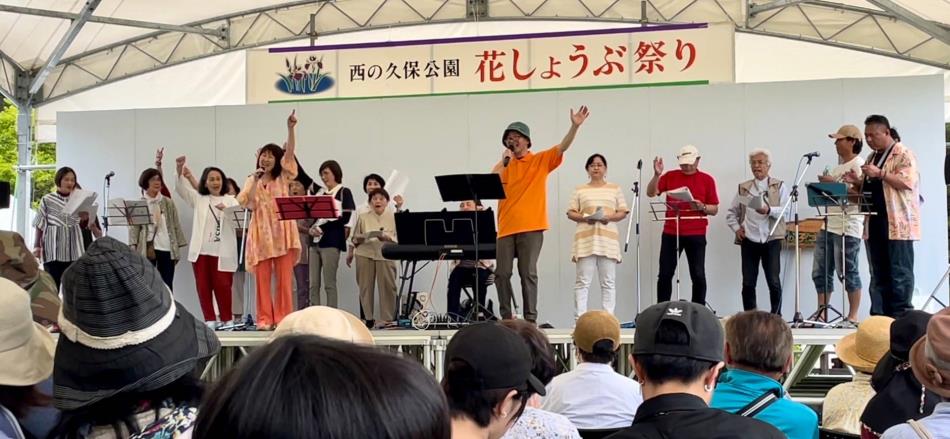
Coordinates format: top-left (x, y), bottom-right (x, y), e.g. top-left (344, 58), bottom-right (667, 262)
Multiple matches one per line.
top-left (247, 23), bottom-right (735, 103)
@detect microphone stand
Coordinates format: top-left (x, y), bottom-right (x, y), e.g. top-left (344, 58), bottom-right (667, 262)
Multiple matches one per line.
top-left (102, 173), bottom-right (113, 236)
top-left (770, 154), bottom-right (816, 327)
top-left (624, 160), bottom-right (643, 314)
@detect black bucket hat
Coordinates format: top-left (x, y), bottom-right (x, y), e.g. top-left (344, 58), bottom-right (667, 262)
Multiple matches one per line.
top-left (53, 237), bottom-right (219, 410)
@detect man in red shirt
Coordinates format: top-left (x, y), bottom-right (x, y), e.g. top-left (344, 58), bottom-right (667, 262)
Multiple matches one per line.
top-left (646, 145), bottom-right (719, 305)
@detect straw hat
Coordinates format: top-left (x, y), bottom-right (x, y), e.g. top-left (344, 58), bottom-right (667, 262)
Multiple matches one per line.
top-left (0, 277), bottom-right (55, 386)
top-left (836, 316), bottom-right (893, 373)
top-left (272, 306), bottom-right (374, 345)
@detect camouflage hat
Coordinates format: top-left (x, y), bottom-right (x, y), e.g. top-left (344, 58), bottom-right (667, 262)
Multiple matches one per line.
top-left (0, 231), bottom-right (59, 325)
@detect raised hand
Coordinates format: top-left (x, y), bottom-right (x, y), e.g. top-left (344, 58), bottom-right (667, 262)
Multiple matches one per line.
top-left (287, 110), bottom-right (297, 129)
top-left (155, 147), bottom-right (164, 165)
top-left (175, 156), bottom-right (186, 175)
top-left (570, 105), bottom-right (590, 127)
top-left (653, 157), bottom-right (664, 176)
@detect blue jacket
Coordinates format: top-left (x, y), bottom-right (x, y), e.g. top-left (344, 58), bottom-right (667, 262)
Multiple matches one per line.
top-left (711, 368), bottom-right (819, 439)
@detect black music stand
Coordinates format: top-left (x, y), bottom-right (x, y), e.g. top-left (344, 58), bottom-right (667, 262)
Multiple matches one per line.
top-left (435, 174), bottom-right (505, 321)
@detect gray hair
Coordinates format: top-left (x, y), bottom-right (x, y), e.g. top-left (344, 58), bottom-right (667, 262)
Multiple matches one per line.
top-left (749, 148), bottom-right (772, 164)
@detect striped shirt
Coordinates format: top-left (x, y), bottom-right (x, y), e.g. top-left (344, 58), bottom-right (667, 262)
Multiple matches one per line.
top-left (33, 192), bottom-right (85, 263)
top-left (569, 182), bottom-right (628, 262)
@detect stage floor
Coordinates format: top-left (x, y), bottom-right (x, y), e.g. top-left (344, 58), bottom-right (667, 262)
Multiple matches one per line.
top-left (205, 327), bottom-right (854, 384)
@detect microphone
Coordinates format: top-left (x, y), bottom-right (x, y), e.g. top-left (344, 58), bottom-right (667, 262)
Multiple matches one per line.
top-left (503, 156), bottom-right (510, 167)
top-left (803, 151), bottom-right (820, 159)
top-left (637, 159), bottom-right (643, 170)
top-left (104, 171), bottom-right (115, 180)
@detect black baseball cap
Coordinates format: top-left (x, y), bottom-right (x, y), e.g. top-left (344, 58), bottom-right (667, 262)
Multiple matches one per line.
top-left (633, 301), bottom-right (723, 363)
top-left (445, 322), bottom-right (546, 396)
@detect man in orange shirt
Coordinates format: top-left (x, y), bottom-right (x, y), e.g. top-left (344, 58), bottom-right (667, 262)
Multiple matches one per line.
top-left (491, 106), bottom-right (590, 322)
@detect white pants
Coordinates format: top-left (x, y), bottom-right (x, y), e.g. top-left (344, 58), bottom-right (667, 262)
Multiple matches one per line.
top-left (574, 255), bottom-right (617, 319)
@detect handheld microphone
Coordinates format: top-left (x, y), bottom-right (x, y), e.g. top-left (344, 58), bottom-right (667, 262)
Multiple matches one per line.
top-left (104, 171), bottom-right (115, 180)
top-left (803, 151), bottom-right (820, 159)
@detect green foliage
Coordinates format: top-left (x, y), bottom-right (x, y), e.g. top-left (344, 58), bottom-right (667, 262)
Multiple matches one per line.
top-left (0, 99), bottom-right (57, 209)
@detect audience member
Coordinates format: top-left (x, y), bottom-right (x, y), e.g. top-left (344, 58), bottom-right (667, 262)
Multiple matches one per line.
top-left (272, 306), bottom-right (374, 345)
top-left (711, 311), bottom-right (818, 439)
top-left (0, 278), bottom-right (57, 439)
top-left (861, 311), bottom-right (939, 438)
top-left (47, 237), bottom-right (220, 438)
top-left (825, 315), bottom-right (893, 435)
top-left (542, 310), bottom-right (642, 429)
top-left (881, 307), bottom-right (950, 439)
top-left (0, 230), bottom-right (59, 326)
top-left (195, 334), bottom-right (449, 438)
top-left (500, 320), bottom-right (581, 439)
top-left (607, 301), bottom-right (784, 439)
top-left (443, 322), bottom-right (545, 439)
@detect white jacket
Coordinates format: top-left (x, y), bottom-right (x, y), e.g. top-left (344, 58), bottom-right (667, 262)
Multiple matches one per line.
top-left (175, 174), bottom-right (240, 272)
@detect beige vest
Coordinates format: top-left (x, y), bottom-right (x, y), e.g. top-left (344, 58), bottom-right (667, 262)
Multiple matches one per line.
top-left (735, 177), bottom-right (785, 243)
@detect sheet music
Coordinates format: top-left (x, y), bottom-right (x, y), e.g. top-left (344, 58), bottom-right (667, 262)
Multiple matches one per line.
top-left (386, 169), bottom-right (410, 197)
top-left (665, 186), bottom-right (694, 203)
top-left (738, 193), bottom-right (767, 210)
top-left (64, 189), bottom-right (98, 216)
top-left (583, 206), bottom-right (605, 221)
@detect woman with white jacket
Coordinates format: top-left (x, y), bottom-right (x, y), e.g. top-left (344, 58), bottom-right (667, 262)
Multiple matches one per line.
top-left (175, 156), bottom-right (240, 329)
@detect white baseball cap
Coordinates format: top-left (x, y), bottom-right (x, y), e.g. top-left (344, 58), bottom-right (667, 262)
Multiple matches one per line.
top-left (677, 145), bottom-right (700, 165)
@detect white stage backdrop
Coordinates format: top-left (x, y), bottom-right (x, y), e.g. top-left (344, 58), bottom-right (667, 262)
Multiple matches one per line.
top-left (57, 74), bottom-right (946, 327)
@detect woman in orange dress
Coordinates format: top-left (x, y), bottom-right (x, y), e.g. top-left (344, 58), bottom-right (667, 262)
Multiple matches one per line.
top-left (237, 110), bottom-right (301, 330)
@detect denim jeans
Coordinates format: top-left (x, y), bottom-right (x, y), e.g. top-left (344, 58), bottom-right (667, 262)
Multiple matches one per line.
top-left (740, 239), bottom-right (782, 315)
top-left (812, 230), bottom-right (862, 295)
top-left (866, 223), bottom-right (915, 317)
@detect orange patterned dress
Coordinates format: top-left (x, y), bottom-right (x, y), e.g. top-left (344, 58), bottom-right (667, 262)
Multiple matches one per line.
top-left (237, 154), bottom-right (301, 271)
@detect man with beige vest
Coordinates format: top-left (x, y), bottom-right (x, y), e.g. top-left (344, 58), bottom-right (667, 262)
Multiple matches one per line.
top-left (726, 149), bottom-right (789, 315)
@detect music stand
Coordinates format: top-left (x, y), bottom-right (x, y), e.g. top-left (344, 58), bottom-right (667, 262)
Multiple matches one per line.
top-left (435, 174), bottom-right (505, 321)
top-left (274, 195), bottom-right (338, 221)
top-left (806, 182), bottom-right (873, 327)
top-left (106, 199), bottom-right (152, 228)
top-left (648, 197), bottom-right (707, 303)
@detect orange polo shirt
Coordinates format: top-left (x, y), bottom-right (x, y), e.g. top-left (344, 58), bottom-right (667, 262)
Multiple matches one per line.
top-left (497, 146), bottom-right (563, 238)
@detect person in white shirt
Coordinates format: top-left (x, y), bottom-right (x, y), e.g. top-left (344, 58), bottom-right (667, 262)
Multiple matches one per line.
top-left (542, 310), bottom-right (643, 429)
top-left (811, 124), bottom-right (865, 326)
top-left (175, 156), bottom-right (240, 329)
top-left (725, 149), bottom-right (789, 315)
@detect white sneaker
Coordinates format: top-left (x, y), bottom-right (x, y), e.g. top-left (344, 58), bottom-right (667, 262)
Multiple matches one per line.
top-left (205, 321), bottom-right (220, 330)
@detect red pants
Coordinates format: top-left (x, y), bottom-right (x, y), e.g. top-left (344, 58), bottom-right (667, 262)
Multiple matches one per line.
top-left (254, 253), bottom-right (295, 327)
top-left (192, 255), bottom-right (233, 322)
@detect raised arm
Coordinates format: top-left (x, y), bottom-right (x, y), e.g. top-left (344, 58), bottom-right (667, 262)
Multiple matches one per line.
top-left (174, 156), bottom-right (199, 207)
top-left (280, 110), bottom-right (298, 180)
top-left (646, 157), bottom-right (664, 197)
top-left (557, 106), bottom-right (590, 153)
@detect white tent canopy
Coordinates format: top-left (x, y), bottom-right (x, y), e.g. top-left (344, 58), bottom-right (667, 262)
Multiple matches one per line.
top-left (1, 0), bottom-right (948, 235)
top-left (0, 0), bottom-right (948, 107)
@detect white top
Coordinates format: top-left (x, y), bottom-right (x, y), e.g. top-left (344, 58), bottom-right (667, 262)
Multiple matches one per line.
top-left (175, 174), bottom-right (240, 271)
top-left (145, 193), bottom-right (172, 251)
top-left (198, 195), bottom-right (227, 256)
top-left (725, 177), bottom-right (789, 244)
top-left (502, 407), bottom-right (581, 439)
top-left (541, 362), bottom-right (643, 429)
top-left (822, 156), bottom-right (865, 238)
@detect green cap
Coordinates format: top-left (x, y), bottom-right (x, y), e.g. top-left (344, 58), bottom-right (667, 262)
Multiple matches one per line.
top-left (502, 121), bottom-right (531, 148)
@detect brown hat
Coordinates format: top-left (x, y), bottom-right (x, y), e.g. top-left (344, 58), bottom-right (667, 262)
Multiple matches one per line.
top-left (911, 307), bottom-right (950, 397)
top-left (836, 316), bottom-right (893, 373)
top-left (574, 311), bottom-right (620, 352)
top-left (829, 125), bottom-right (862, 140)
top-left (272, 306), bottom-right (374, 345)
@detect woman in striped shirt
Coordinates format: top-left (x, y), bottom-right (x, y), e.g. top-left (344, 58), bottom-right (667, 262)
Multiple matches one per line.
top-left (566, 153), bottom-right (629, 319)
top-left (32, 167), bottom-right (97, 287)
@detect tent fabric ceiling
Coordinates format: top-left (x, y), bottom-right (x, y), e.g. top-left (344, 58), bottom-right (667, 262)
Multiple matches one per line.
top-left (0, 0), bottom-right (947, 106)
